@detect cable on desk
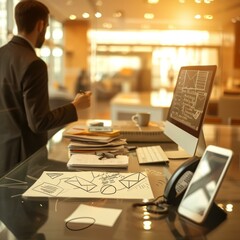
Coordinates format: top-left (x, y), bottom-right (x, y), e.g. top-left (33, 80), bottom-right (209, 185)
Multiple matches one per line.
top-left (65, 217), bottom-right (96, 231)
top-left (132, 195), bottom-right (169, 214)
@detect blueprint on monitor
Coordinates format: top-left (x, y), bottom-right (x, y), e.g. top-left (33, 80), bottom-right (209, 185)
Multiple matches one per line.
top-left (170, 69), bottom-right (211, 130)
top-left (22, 171), bottom-right (154, 199)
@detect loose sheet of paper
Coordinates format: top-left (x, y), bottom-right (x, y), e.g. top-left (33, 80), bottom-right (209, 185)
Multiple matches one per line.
top-left (65, 204), bottom-right (122, 227)
top-left (22, 171), bottom-right (154, 199)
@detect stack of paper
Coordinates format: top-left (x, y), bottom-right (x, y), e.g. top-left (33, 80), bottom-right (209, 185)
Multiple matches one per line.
top-left (63, 124), bottom-right (129, 168)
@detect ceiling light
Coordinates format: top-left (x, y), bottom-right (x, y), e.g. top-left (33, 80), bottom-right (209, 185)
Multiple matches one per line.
top-left (95, 12), bottom-right (102, 18)
top-left (204, 0), bottom-right (214, 3)
top-left (194, 0), bottom-right (214, 3)
top-left (69, 14), bottom-right (77, 20)
top-left (204, 15), bottom-right (213, 20)
top-left (82, 12), bottom-right (90, 19)
top-left (194, 14), bottom-right (201, 19)
top-left (147, 0), bottom-right (159, 4)
top-left (144, 13), bottom-right (154, 20)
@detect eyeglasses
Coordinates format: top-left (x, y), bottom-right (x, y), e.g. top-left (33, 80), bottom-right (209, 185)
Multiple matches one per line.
top-left (96, 152), bottom-right (118, 160)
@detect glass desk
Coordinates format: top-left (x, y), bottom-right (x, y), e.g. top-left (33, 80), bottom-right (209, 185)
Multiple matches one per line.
top-left (0, 124), bottom-right (240, 240)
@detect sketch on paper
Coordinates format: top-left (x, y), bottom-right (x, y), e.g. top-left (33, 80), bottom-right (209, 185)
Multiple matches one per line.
top-left (22, 171), bottom-right (154, 199)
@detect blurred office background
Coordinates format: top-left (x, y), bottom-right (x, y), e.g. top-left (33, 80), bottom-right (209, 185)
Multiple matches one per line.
top-left (1, 0), bottom-right (240, 122)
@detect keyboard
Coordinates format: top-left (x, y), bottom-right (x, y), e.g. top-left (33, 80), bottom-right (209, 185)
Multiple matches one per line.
top-left (136, 145), bottom-right (169, 164)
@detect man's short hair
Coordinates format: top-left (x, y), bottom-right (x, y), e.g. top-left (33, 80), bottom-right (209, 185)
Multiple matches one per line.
top-left (15, 0), bottom-right (49, 33)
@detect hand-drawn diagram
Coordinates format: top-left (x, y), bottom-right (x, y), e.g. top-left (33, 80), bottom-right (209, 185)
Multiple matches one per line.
top-left (22, 171), bottom-right (154, 199)
top-left (170, 69), bottom-right (213, 130)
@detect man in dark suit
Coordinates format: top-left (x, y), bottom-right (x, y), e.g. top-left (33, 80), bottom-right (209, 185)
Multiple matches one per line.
top-left (0, 0), bottom-right (92, 176)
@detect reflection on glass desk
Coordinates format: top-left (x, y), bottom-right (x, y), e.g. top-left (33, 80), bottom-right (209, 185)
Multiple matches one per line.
top-left (0, 124), bottom-right (240, 240)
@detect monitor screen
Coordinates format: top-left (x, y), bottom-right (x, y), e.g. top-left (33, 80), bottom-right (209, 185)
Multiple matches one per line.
top-left (164, 65), bottom-right (217, 157)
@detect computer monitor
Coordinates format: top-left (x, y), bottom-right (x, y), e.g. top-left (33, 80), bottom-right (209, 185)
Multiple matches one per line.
top-left (164, 65), bottom-right (217, 159)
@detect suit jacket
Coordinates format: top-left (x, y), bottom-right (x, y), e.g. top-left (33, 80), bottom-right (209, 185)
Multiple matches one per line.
top-left (0, 36), bottom-right (77, 176)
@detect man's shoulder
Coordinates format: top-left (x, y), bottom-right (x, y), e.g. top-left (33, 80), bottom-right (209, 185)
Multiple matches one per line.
top-left (0, 36), bottom-right (45, 71)
top-left (11, 36), bottom-right (40, 60)
top-left (7, 36), bottom-right (36, 55)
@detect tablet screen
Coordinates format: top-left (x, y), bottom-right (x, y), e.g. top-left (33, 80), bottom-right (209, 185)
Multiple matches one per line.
top-left (178, 146), bottom-right (232, 223)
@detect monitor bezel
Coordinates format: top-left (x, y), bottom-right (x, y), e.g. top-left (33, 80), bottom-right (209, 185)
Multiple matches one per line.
top-left (166, 65), bottom-right (217, 139)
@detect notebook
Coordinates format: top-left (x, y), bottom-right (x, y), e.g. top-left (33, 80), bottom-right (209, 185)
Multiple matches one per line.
top-left (67, 154), bottom-right (129, 168)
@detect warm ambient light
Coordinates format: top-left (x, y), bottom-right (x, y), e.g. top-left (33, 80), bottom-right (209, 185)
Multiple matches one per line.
top-left (147, 0), bottom-right (159, 4)
top-left (82, 12), bottom-right (90, 19)
top-left (52, 47), bottom-right (63, 57)
top-left (102, 23), bottom-right (112, 29)
top-left (96, 0), bottom-right (103, 6)
top-left (144, 13), bottom-right (154, 20)
top-left (195, 0), bottom-right (214, 3)
top-left (69, 14), bottom-right (77, 20)
top-left (195, 14), bottom-right (213, 20)
top-left (52, 29), bottom-right (63, 40)
top-left (95, 12), bottom-right (102, 18)
top-left (40, 47), bottom-right (51, 57)
top-left (143, 220), bottom-right (152, 231)
top-left (204, 0), bottom-right (214, 3)
top-left (150, 90), bottom-right (173, 107)
top-left (225, 203), bottom-right (233, 212)
top-left (89, 30), bottom-right (213, 46)
top-left (51, 129), bottom-right (64, 143)
top-left (179, 0), bottom-right (215, 3)
top-left (232, 16), bottom-right (240, 23)
top-left (204, 15), bottom-right (213, 20)
top-left (195, 14), bottom-right (201, 19)
top-left (45, 28), bottom-right (50, 40)
top-left (66, 0), bottom-right (73, 6)
top-left (113, 11), bottom-right (123, 18)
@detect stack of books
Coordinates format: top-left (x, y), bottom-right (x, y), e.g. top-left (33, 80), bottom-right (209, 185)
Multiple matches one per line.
top-left (63, 124), bottom-right (129, 168)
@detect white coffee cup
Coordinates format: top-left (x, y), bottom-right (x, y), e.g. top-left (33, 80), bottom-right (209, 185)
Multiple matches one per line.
top-left (131, 113), bottom-right (150, 126)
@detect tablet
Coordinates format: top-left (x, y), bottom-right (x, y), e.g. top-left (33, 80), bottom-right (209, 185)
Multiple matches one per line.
top-left (178, 145), bottom-right (233, 223)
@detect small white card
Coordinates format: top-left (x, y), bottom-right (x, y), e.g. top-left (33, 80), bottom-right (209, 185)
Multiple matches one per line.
top-left (65, 204), bottom-right (122, 227)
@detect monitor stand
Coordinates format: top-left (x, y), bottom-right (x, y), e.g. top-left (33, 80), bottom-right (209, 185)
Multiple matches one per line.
top-left (165, 129), bottom-right (206, 160)
top-left (194, 129), bottom-right (206, 157)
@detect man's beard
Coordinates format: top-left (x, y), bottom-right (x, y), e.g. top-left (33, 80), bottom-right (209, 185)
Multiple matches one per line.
top-left (35, 30), bottom-right (46, 48)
